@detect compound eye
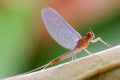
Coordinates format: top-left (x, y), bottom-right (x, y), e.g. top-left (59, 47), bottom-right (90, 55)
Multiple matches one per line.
top-left (86, 32), bottom-right (91, 36)
top-left (86, 32), bottom-right (94, 38)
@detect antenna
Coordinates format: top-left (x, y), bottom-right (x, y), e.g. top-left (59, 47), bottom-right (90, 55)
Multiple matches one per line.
top-left (89, 27), bottom-right (95, 38)
top-left (89, 27), bottom-right (93, 33)
top-left (89, 27), bottom-right (94, 34)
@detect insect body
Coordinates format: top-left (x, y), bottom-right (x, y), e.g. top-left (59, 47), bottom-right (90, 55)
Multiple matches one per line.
top-left (49, 31), bottom-right (94, 65)
top-left (29, 7), bottom-right (110, 72)
top-left (40, 7), bottom-right (110, 69)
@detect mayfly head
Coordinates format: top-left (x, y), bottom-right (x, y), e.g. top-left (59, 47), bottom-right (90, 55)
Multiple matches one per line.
top-left (86, 31), bottom-right (94, 39)
top-left (86, 27), bottom-right (95, 39)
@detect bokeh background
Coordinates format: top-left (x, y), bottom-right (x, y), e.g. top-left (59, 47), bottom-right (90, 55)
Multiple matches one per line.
top-left (0, 0), bottom-right (120, 78)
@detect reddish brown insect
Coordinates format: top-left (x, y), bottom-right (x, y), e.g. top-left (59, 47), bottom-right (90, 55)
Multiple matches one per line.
top-left (28, 7), bottom-right (110, 72)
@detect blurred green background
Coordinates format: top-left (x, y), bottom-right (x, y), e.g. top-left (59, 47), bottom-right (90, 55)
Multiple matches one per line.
top-left (0, 0), bottom-right (120, 79)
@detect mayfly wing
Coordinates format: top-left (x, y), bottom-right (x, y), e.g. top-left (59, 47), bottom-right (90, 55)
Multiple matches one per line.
top-left (41, 7), bottom-right (82, 50)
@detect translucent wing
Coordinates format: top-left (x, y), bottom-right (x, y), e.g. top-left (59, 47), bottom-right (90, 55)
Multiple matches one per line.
top-left (41, 7), bottom-right (82, 50)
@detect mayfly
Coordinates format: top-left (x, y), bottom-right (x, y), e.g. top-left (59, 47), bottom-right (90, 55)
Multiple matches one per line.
top-left (28, 7), bottom-right (110, 72)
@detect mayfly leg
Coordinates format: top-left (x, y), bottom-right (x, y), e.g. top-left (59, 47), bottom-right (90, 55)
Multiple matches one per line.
top-left (72, 54), bottom-right (77, 60)
top-left (84, 49), bottom-right (92, 55)
top-left (91, 37), bottom-right (110, 47)
top-left (89, 27), bottom-right (111, 47)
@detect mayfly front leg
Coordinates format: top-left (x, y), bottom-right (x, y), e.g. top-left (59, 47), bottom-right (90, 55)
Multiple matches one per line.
top-left (91, 37), bottom-right (110, 47)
